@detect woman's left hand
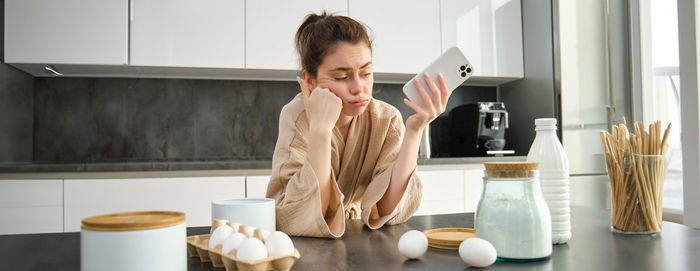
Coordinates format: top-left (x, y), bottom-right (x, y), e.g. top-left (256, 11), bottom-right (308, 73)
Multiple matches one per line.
top-left (403, 73), bottom-right (450, 133)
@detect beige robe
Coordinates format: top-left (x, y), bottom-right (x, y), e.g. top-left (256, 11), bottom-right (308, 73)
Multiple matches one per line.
top-left (266, 93), bottom-right (422, 238)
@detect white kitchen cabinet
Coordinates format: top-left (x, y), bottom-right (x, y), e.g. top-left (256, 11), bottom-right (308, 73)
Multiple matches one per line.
top-left (348, 0), bottom-right (441, 74)
top-left (415, 170), bottom-right (465, 215)
top-left (0, 180), bottom-right (63, 234)
top-left (440, 0), bottom-right (524, 78)
top-left (4, 0), bottom-right (128, 65)
top-left (246, 175), bottom-right (271, 198)
top-left (245, 0), bottom-right (347, 70)
top-left (63, 176), bottom-right (245, 231)
top-left (570, 175), bottom-right (611, 209)
top-left (414, 168), bottom-right (484, 216)
top-left (463, 169), bottom-right (484, 213)
top-left (130, 0), bottom-right (245, 68)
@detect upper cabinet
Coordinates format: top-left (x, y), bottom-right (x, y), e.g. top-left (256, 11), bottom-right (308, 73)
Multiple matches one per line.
top-left (130, 0), bottom-right (245, 68)
top-left (349, 0), bottom-right (441, 74)
top-left (245, 0), bottom-right (347, 70)
top-left (4, 0), bottom-right (128, 65)
top-left (440, 0), bottom-right (524, 78)
top-left (4, 0), bottom-right (523, 84)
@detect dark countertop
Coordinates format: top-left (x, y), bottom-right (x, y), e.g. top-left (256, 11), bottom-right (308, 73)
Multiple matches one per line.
top-left (0, 156), bottom-right (525, 174)
top-left (4, 206), bottom-right (694, 271)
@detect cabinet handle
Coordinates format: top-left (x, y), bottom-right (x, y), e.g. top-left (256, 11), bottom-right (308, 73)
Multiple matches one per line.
top-left (44, 65), bottom-right (63, 76)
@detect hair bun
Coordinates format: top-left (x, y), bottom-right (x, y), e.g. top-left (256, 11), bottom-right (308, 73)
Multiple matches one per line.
top-left (295, 11), bottom-right (371, 77)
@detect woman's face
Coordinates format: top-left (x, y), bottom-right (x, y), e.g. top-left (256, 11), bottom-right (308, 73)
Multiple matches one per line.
top-left (310, 42), bottom-right (374, 117)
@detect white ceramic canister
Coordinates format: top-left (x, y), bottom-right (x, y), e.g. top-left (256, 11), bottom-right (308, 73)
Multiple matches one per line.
top-left (81, 211), bottom-right (186, 271)
top-left (211, 198), bottom-right (276, 232)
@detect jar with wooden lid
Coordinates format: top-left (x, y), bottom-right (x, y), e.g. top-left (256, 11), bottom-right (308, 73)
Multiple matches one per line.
top-left (475, 162), bottom-right (552, 261)
top-left (81, 211), bottom-right (186, 271)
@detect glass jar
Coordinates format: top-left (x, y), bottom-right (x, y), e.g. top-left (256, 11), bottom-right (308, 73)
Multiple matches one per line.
top-left (608, 153), bottom-right (667, 234)
top-left (475, 162), bottom-right (552, 262)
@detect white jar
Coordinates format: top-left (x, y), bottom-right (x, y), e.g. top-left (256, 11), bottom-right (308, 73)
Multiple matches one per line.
top-left (526, 118), bottom-right (572, 244)
top-left (81, 211), bottom-right (186, 271)
top-left (475, 162), bottom-right (552, 261)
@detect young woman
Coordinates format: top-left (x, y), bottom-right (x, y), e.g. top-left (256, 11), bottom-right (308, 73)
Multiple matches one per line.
top-left (266, 12), bottom-right (451, 238)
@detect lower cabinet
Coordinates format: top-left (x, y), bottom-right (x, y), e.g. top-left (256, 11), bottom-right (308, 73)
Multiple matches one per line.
top-left (570, 175), bottom-right (611, 209)
top-left (1, 167), bottom-right (487, 234)
top-left (415, 170), bottom-right (466, 215)
top-left (63, 176), bottom-right (245, 231)
top-left (246, 175), bottom-right (271, 198)
top-left (243, 170), bottom-right (485, 217)
top-left (0, 179), bottom-right (64, 234)
top-left (414, 168), bottom-right (484, 216)
top-left (463, 169), bottom-right (485, 213)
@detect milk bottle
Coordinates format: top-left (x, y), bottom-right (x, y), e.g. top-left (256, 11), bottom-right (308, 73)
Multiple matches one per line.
top-left (526, 118), bottom-right (571, 244)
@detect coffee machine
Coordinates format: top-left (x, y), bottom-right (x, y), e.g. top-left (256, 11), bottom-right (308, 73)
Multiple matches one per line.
top-left (448, 102), bottom-right (509, 156)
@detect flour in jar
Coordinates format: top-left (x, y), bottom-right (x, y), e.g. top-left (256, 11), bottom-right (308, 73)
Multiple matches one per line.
top-left (476, 189), bottom-right (552, 259)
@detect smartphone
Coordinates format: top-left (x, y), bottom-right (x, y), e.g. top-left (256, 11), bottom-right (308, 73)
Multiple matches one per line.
top-left (402, 46), bottom-right (474, 106)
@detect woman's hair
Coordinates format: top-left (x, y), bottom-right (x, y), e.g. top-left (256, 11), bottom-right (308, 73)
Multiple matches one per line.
top-left (295, 11), bottom-right (372, 78)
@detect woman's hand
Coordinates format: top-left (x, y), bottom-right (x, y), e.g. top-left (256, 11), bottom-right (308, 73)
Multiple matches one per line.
top-left (298, 76), bottom-right (343, 133)
top-left (378, 73), bottom-right (450, 216)
top-left (403, 73), bottom-right (450, 133)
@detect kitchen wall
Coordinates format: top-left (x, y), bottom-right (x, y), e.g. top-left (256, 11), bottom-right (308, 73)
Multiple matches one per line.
top-left (500, 0), bottom-right (558, 155)
top-left (0, 0), bottom-right (34, 163)
top-left (30, 78), bottom-right (495, 163)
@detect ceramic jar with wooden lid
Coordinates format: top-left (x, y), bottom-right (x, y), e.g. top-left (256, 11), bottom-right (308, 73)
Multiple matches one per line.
top-left (475, 162), bottom-right (552, 261)
top-left (81, 211), bottom-right (186, 271)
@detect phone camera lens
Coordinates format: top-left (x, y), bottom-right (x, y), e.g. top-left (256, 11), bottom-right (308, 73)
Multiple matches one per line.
top-left (466, 67), bottom-right (472, 73)
top-left (460, 65), bottom-right (466, 71)
top-left (461, 72), bottom-right (467, 77)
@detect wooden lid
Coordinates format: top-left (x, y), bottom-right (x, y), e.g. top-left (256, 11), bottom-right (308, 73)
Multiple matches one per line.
top-left (484, 162), bottom-right (539, 178)
top-left (484, 162), bottom-right (539, 171)
top-left (423, 228), bottom-right (476, 250)
top-left (81, 211), bottom-right (185, 231)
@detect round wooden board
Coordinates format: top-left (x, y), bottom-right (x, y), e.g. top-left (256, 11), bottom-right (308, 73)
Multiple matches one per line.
top-left (427, 243), bottom-right (460, 250)
top-left (423, 227), bottom-right (476, 249)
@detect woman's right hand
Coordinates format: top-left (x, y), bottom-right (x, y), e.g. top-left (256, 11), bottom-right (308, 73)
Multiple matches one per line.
top-left (298, 76), bottom-right (343, 133)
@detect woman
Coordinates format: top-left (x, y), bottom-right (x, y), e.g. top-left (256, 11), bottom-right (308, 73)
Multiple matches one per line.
top-left (266, 12), bottom-right (451, 238)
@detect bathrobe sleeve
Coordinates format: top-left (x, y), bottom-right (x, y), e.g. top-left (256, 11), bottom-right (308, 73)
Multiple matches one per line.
top-left (265, 98), bottom-right (345, 238)
top-left (360, 112), bottom-right (423, 229)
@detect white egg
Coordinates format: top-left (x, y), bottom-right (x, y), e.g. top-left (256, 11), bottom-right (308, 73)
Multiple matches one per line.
top-left (458, 237), bottom-right (497, 268)
top-left (221, 232), bottom-right (247, 254)
top-left (397, 230), bottom-right (428, 259)
top-left (236, 237), bottom-right (268, 261)
top-left (213, 219), bottom-right (229, 225)
top-left (208, 225), bottom-right (234, 249)
top-left (260, 229), bottom-right (272, 240)
top-left (229, 222), bottom-right (241, 232)
top-left (245, 226), bottom-right (256, 237)
top-left (265, 231), bottom-right (295, 255)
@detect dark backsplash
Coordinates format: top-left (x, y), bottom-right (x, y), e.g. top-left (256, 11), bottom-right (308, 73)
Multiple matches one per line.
top-left (32, 77), bottom-right (496, 163)
top-left (0, 0), bottom-right (34, 163)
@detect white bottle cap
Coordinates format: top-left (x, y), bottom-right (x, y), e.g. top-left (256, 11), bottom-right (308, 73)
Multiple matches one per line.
top-left (535, 118), bottom-right (557, 126)
top-left (535, 118), bottom-right (557, 130)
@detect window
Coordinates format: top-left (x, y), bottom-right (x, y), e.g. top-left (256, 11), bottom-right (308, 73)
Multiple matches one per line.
top-left (632, 0), bottom-right (700, 227)
top-left (638, 0), bottom-right (683, 210)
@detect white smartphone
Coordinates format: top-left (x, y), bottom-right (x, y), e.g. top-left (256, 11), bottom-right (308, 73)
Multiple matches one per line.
top-left (402, 46), bottom-right (474, 106)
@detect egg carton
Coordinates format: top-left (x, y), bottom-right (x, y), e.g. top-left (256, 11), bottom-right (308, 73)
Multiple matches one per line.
top-left (186, 220), bottom-right (300, 271)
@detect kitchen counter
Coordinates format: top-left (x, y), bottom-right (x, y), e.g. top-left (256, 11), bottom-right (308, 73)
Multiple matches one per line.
top-left (1, 206), bottom-right (698, 270)
top-left (0, 156), bottom-right (525, 179)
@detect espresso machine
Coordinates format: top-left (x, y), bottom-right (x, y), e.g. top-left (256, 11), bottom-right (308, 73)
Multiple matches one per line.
top-left (448, 102), bottom-right (509, 156)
